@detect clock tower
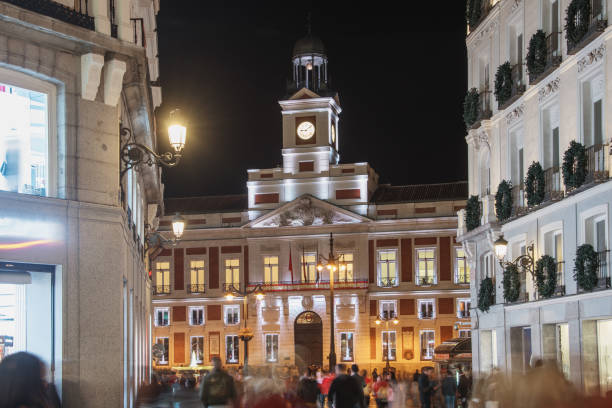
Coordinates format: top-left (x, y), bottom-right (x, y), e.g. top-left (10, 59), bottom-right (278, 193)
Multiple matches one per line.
top-left (279, 31), bottom-right (341, 174)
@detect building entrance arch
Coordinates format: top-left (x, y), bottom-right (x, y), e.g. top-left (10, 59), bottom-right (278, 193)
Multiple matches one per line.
top-left (294, 311), bottom-right (323, 371)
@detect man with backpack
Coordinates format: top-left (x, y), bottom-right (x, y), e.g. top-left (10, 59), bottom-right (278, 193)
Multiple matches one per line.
top-left (200, 356), bottom-right (237, 408)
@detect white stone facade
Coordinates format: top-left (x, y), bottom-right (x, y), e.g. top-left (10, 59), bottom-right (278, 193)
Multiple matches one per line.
top-left (460, 0), bottom-right (612, 396)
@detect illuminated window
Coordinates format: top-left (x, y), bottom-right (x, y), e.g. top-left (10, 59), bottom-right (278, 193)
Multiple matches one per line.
top-left (377, 249), bottom-right (398, 287)
top-left (154, 307), bottom-right (169, 326)
top-left (455, 247), bottom-right (470, 284)
top-left (265, 333), bottom-right (279, 362)
top-left (459, 329), bottom-right (471, 338)
top-left (225, 259), bottom-right (240, 287)
top-left (191, 336), bottom-right (204, 364)
top-left (190, 260), bottom-right (205, 293)
top-left (338, 253), bottom-right (354, 281)
top-left (457, 298), bottom-right (471, 319)
top-left (420, 330), bottom-right (435, 360)
top-left (189, 306), bottom-right (204, 326)
top-left (0, 75), bottom-right (51, 197)
top-left (340, 332), bottom-right (354, 361)
top-left (224, 304), bottom-right (240, 325)
top-left (379, 300), bottom-right (397, 319)
top-left (416, 248), bottom-right (436, 285)
top-left (264, 256), bottom-right (279, 284)
top-left (155, 337), bottom-right (169, 364)
top-left (301, 252), bottom-right (317, 282)
top-left (382, 331), bottom-right (396, 361)
top-left (155, 262), bottom-right (170, 294)
top-left (226, 335), bottom-right (239, 363)
top-left (418, 299), bottom-right (435, 319)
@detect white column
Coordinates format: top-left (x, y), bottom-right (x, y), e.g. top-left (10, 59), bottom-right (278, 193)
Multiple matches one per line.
top-left (116, 0), bottom-right (132, 42)
top-left (91, 0), bottom-right (111, 36)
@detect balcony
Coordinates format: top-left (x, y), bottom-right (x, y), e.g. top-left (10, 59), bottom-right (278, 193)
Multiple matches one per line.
top-left (187, 284), bottom-right (205, 294)
top-left (477, 89), bottom-right (493, 122)
top-left (455, 275), bottom-right (470, 285)
top-left (567, 5), bottom-right (607, 55)
top-left (379, 277), bottom-right (397, 287)
top-left (529, 32), bottom-right (562, 85)
top-left (596, 250), bottom-right (610, 289)
top-left (417, 276), bottom-right (435, 286)
top-left (555, 261), bottom-right (566, 296)
top-left (585, 144), bottom-right (609, 184)
top-left (247, 279), bottom-right (369, 293)
top-left (153, 285), bottom-right (171, 295)
top-left (544, 166), bottom-right (563, 202)
top-left (2, 0), bottom-right (95, 30)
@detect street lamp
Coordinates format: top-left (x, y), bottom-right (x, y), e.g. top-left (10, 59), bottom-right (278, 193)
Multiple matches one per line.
top-left (494, 235), bottom-right (535, 273)
top-left (146, 213), bottom-right (186, 250)
top-left (315, 233), bottom-right (347, 370)
top-left (224, 283), bottom-right (264, 376)
top-left (375, 310), bottom-right (399, 372)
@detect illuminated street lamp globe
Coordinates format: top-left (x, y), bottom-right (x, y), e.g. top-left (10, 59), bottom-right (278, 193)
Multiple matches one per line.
top-left (167, 109), bottom-right (187, 153)
top-left (171, 213), bottom-right (186, 239)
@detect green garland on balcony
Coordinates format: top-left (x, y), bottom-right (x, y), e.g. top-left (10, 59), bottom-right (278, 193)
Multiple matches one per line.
top-left (574, 244), bottom-right (599, 291)
top-left (466, 0), bottom-right (483, 30)
top-left (535, 255), bottom-right (557, 298)
top-left (562, 140), bottom-right (587, 190)
top-left (495, 180), bottom-right (513, 222)
top-left (465, 195), bottom-right (481, 231)
top-left (565, 0), bottom-right (591, 49)
top-left (502, 264), bottom-right (521, 303)
top-left (527, 30), bottom-right (547, 79)
top-left (525, 161), bottom-right (545, 207)
top-left (478, 277), bottom-right (495, 312)
top-left (494, 62), bottom-right (513, 107)
top-left (463, 88), bottom-right (480, 128)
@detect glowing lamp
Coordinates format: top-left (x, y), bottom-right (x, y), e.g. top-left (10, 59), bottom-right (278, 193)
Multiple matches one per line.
top-left (168, 109), bottom-right (187, 153)
top-left (306, 62), bottom-right (313, 70)
top-left (225, 292), bottom-right (235, 300)
top-left (393, 319), bottom-right (399, 325)
top-left (255, 291), bottom-right (264, 300)
top-left (494, 235), bottom-right (508, 261)
top-left (317, 264), bottom-right (324, 272)
top-left (172, 213), bottom-right (185, 239)
top-left (375, 318), bottom-right (381, 325)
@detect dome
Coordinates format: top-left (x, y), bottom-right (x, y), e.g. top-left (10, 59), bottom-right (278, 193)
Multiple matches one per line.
top-left (292, 34), bottom-right (326, 58)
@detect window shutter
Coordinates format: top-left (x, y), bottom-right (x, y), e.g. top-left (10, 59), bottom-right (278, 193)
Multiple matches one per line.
top-left (439, 236), bottom-right (451, 281)
top-left (173, 306), bottom-right (186, 322)
top-left (401, 238), bottom-right (412, 282)
top-left (174, 248), bottom-right (184, 290)
top-left (400, 298), bottom-right (415, 315)
top-left (368, 240), bottom-right (375, 283)
top-left (173, 332), bottom-right (185, 364)
top-left (209, 247), bottom-right (219, 289)
top-left (370, 299), bottom-right (378, 316)
top-left (370, 327), bottom-right (377, 359)
top-left (440, 326), bottom-right (453, 343)
top-left (438, 298), bottom-right (454, 314)
top-left (207, 304), bottom-right (221, 320)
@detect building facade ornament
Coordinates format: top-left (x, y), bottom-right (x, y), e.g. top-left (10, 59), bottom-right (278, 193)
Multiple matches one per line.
top-left (577, 43), bottom-right (605, 73)
top-left (473, 19), bottom-right (498, 47)
top-left (257, 197), bottom-right (361, 227)
top-left (301, 295), bottom-right (313, 310)
top-left (538, 77), bottom-right (560, 101)
top-left (511, 0), bottom-right (523, 12)
top-left (505, 103), bottom-right (525, 124)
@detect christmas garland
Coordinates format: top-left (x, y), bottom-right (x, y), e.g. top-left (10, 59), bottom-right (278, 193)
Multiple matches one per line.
top-left (478, 277), bottom-right (495, 312)
top-left (463, 88), bottom-right (480, 128)
top-left (465, 195), bottom-right (481, 231)
top-left (565, 0), bottom-right (591, 49)
top-left (525, 161), bottom-right (545, 207)
top-left (494, 62), bottom-right (513, 107)
top-left (535, 255), bottom-right (558, 298)
top-left (495, 180), bottom-right (513, 222)
top-left (562, 140), bottom-right (587, 190)
top-left (527, 30), bottom-right (547, 80)
top-left (574, 244), bottom-right (599, 291)
top-left (466, 0), bottom-right (483, 30)
top-left (502, 264), bottom-right (521, 303)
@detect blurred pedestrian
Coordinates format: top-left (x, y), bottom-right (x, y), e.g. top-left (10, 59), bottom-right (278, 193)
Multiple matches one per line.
top-left (327, 364), bottom-right (365, 408)
top-left (361, 369), bottom-right (372, 408)
top-left (295, 378), bottom-right (319, 408)
top-left (441, 369), bottom-right (457, 408)
top-left (200, 356), bottom-right (237, 408)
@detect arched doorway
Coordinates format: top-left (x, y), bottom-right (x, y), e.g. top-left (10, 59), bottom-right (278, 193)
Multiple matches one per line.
top-left (294, 311), bottom-right (323, 371)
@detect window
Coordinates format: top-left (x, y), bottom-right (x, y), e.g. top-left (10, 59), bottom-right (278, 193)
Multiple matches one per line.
top-left (338, 253), bottom-right (354, 282)
top-left (225, 259), bottom-right (240, 287)
top-left (301, 252), bottom-right (317, 282)
top-left (377, 249), bottom-right (398, 286)
top-left (581, 74), bottom-right (605, 149)
top-left (224, 304), bottom-right (240, 325)
top-left (264, 256), bottom-right (279, 284)
top-left (340, 332), bottom-right (354, 362)
top-left (418, 299), bottom-right (435, 319)
top-left (191, 336), bottom-right (204, 364)
top-left (155, 337), bottom-right (169, 364)
top-left (226, 335), bottom-right (239, 363)
top-left (457, 299), bottom-right (471, 319)
top-left (459, 330), bottom-right (471, 338)
top-left (190, 260), bottom-right (205, 293)
top-left (416, 248), bottom-right (436, 285)
top-left (189, 306), bottom-right (204, 326)
top-left (0, 75), bottom-right (52, 197)
top-left (544, 230), bottom-right (563, 286)
top-left (265, 333), bottom-right (279, 362)
top-left (382, 331), bottom-right (396, 361)
top-left (481, 253), bottom-right (494, 279)
top-left (379, 300), bottom-right (397, 319)
top-left (155, 262), bottom-right (170, 294)
top-left (542, 0), bottom-right (560, 56)
top-left (510, 127), bottom-right (525, 196)
top-left (455, 247), bottom-right (470, 284)
top-left (154, 307), bottom-right (169, 326)
top-left (481, 329), bottom-right (498, 373)
top-left (420, 330), bottom-right (435, 360)
top-left (541, 104), bottom-right (561, 193)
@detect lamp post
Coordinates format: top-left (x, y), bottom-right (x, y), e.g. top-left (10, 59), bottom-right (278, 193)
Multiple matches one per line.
top-left (316, 233), bottom-right (347, 370)
top-left (494, 235), bottom-right (535, 274)
top-left (375, 311), bottom-right (399, 372)
top-left (146, 213), bottom-right (186, 249)
top-left (224, 283), bottom-right (264, 376)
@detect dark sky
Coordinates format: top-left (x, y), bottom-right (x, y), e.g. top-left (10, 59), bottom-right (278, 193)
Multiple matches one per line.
top-left (157, 1), bottom-right (468, 198)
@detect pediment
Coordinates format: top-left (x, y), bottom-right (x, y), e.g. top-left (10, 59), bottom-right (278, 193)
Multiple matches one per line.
top-left (289, 87), bottom-right (321, 100)
top-left (246, 195), bottom-right (369, 228)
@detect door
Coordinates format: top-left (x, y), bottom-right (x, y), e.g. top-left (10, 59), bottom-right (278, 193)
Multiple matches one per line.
top-left (294, 311), bottom-right (323, 371)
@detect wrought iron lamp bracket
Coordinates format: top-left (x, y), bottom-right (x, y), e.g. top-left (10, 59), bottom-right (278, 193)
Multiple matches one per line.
top-left (498, 243), bottom-right (535, 276)
top-left (119, 126), bottom-right (182, 180)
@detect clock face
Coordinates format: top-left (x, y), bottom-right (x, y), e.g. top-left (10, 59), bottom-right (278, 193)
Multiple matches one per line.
top-left (296, 121), bottom-right (315, 140)
top-left (331, 123), bottom-right (336, 144)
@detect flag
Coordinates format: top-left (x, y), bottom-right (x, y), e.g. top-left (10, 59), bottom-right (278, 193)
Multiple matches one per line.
top-left (289, 244), bottom-right (294, 283)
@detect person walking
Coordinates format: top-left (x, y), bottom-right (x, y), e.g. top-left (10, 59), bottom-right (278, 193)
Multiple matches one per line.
top-left (200, 356), bottom-right (237, 408)
top-left (441, 370), bottom-right (457, 408)
top-left (413, 369), bottom-right (420, 383)
top-left (351, 365), bottom-right (366, 389)
top-left (373, 373), bottom-right (390, 408)
top-left (361, 369), bottom-right (372, 408)
top-left (418, 367), bottom-right (438, 408)
top-left (319, 369), bottom-right (335, 408)
top-left (327, 364), bottom-right (365, 408)
top-left (0, 351), bottom-right (61, 408)
top-left (457, 370), bottom-right (471, 408)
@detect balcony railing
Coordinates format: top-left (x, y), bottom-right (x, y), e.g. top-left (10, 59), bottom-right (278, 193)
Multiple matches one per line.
top-left (457, 309), bottom-right (470, 319)
top-left (379, 277), bottom-right (397, 287)
top-left (585, 144), bottom-right (609, 184)
top-left (555, 261), bottom-right (566, 296)
top-left (153, 285), bottom-right (171, 295)
top-left (417, 276), bottom-right (435, 286)
top-left (567, 5), bottom-right (607, 54)
top-left (455, 275), bottom-right (470, 285)
top-left (529, 32), bottom-right (562, 84)
top-left (187, 284), bottom-right (205, 294)
top-left (2, 0), bottom-right (95, 30)
top-left (544, 166), bottom-right (563, 202)
top-left (511, 184), bottom-right (527, 217)
top-left (596, 250), bottom-right (610, 289)
top-left (247, 279), bottom-right (369, 292)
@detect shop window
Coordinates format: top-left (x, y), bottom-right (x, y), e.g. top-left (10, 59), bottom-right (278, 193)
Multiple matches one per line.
top-left (340, 332), bottom-right (354, 362)
top-left (265, 333), bottom-right (279, 362)
top-left (420, 330), bottom-right (435, 360)
top-left (226, 335), bottom-right (239, 363)
top-left (382, 331), bottom-right (396, 361)
top-left (190, 336), bottom-right (204, 364)
top-left (155, 337), bottom-right (169, 365)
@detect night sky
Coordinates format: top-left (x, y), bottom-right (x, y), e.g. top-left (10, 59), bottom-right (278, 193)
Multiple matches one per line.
top-left (157, 1), bottom-right (468, 198)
